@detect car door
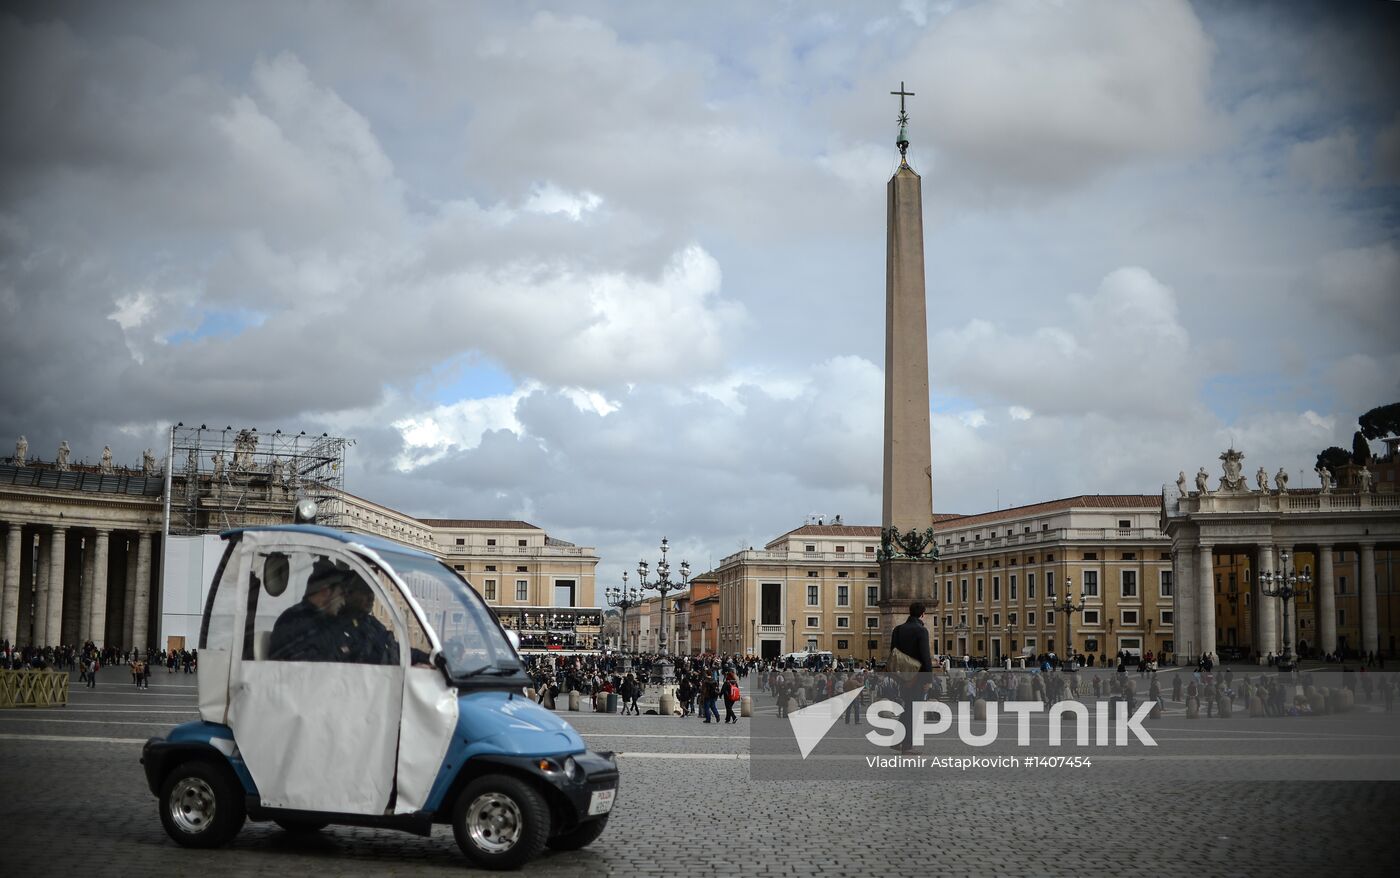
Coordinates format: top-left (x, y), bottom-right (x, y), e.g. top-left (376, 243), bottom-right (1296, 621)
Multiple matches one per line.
top-left (224, 532), bottom-right (406, 815)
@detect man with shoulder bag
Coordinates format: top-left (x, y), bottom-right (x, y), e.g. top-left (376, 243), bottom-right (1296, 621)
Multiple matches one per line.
top-left (889, 602), bottom-right (933, 753)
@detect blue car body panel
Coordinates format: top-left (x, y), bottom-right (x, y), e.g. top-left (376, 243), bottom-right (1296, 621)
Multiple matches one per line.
top-left (164, 720), bottom-right (259, 795)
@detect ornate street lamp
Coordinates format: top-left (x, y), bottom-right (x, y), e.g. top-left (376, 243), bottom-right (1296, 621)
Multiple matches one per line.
top-left (1050, 578), bottom-right (1087, 670)
top-left (1259, 549), bottom-right (1311, 670)
top-left (637, 537), bottom-right (689, 679)
top-left (605, 572), bottom-right (642, 661)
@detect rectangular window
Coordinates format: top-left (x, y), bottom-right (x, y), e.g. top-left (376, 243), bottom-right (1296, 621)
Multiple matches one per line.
top-left (867, 585), bottom-right (879, 606)
top-left (1010, 574), bottom-right (1018, 600)
top-left (1160, 610), bottom-right (1174, 625)
top-left (866, 617), bottom-right (879, 628)
top-left (1027, 573), bottom-right (1036, 600)
top-left (518, 539), bottom-right (527, 547)
top-left (836, 616), bottom-right (850, 629)
top-left (837, 639), bottom-right (849, 650)
top-left (486, 565), bottom-right (496, 572)
top-left (992, 576), bottom-right (1000, 601)
top-left (1083, 609), bottom-right (1100, 626)
top-left (807, 570), bottom-right (818, 578)
top-left (515, 580), bottom-right (528, 601)
top-left (1159, 570), bottom-right (1173, 597)
top-left (484, 580), bottom-right (497, 601)
top-left (761, 583), bottom-right (782, 625)
top-left (1122, 552), bottom-right (1136, 561)
top-left (960, 579), bottom-right (968, 602)
top-left (805, 544), bottom-right (815, 552)
top-left (1083, 552), bottom-right (1097, 561)
top-left (946, 581), bottom-right (954, 605)
top-left (837, 571), bottom-right (849, 578)
top-left (835, 545), bottom-right (845, 553)
top-left (1047, 572), bottom-right (1056, 597)
top-left (516, 566), bottom-right (528, 573)
top-left (807, 616), bottom-right (820, 628)
top-left (1122, 609), bottom-right (1139, 626)
top-left (1338, 608), bottom-right (1346, 626)
top-left (1009, 613), bottom-right (1017, 625)
top-left (866, 546), bottom-right (875, 554)
top-left (807, 585), bottom-right (819, 606)
top-left (455, 538), bottom-right (465, 546)
top-left (1047, 611), bottom-right (1055, 624)
top-left (1083, 570), bottom-right (1099, 597)
top-left (1118, 520), bottom-right (1131, 529)
top-left (453, 564), bottom-right (464, 571)
top-left (837, 585), bottom-right (850, 606)
top-left (976, 579), bottom-right (984, 602)
top-left (1028, 611), bottom-right (1037, 625)
top-left (1122, 570), bottom-right (1138, 599)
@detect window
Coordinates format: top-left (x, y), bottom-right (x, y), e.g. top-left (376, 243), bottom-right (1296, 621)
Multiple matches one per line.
top-left (455, 538), bottom-right (465, 546)
top-left (805, 544), bottom-right (816, 552)
top-left (515, 580), bottom-right (528, 601)
top-left (976, 579), bottom-right (984, 602)
top-left (1338, 575), bottom-right (1348, 594)
top-left (960, 579), bottom-right (968, 602)
top-left (837, 585), bottom-right (850, 606)
top-left (1122, 609), bottom-right (1139, 626)
top-left (1083, 552), bottom-right (1097, 561)
top-left (1160, 610), bottom-right (1174, 625)
top-left (453, 564), bottom-right (464, 571)
top-left (836, 545), bottom-right (845, 554)
top-left (518, 539), bottom-right (527, 547)
top-left (976, 614), bottom-right (985, 626)
top-left (1028, 611), bottom-right (1037, 625)
top-left (1047, 572), bottom-right (1056, 597)
top-left (866, 617), bottom-right (879, 628)
top-left (1010, 574), bottom-right (1018, 600)
top-left (837, 616), bottom-right (850, 629)
top-left (867, 571), bottom-right (879, 579)
top-left (1118, 520), bottom-right (1131, 529)
top-left (992, 576), bottom-right (1000, 601)
top-left (807, 570), bottom-right (818, 578)
top-left (761, 583), bottom-right (782, 625)
top-left (1159, 570), bottom-right (1173, 597)
top-left (484, 580), bottom-right (497, 601)
top-left (868, 639), bottom-right (879, 652)
top-left (838, 571), bottom-right (849, 579)
top-left (1083, 570), bottom-right (1098, 597)
top-left (1009, 613), bottom-right (1017, 625)
top-left (1121, 570), bottom-right (1138, 599)
top-left (487, 538), bottom-right (496, 546)
top-left (807, 639), bottom-right (818, 652)
top-left (1085, 637), bottom-right (1098, 652)
top-left (867, 586), bottom-right (879, 606)
top-left (1046, 554), bottom-right (1054, 562)
top-left (1047, 611), bottom-right (1055, 624)
top-left (1338, 608), bottom-right (1346, 626)
top-left (516, 566), bottom-right (528, 573)
top-left (1122, 552), bottom-right (1136, 561)
top-left (946, 581), bottom-right (953, 605)
top-left (992, 613), bottom-right (1000, 626)
top-left (1027, 573), bottom-right (1036, 599)
top-left (1083, 609), bottom-right (1100, 625)
top-left (485, 565), bottom-right (496, 572)
top-left (866, 545), bottom-right (875, 554)
top-left (806, 616), bottom-right (820, 628)
top-left (807, 585), bottom-right (819, 606)
top-left (837, 639), bottom-right (849, 650)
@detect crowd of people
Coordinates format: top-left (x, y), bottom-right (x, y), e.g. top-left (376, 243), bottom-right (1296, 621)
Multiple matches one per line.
top-left (1, 640), bottom-right (197, 685)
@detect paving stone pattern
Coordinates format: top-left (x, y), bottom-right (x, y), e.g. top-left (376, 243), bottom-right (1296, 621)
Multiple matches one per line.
top-left (1, 665), bottom-right (1397, 876)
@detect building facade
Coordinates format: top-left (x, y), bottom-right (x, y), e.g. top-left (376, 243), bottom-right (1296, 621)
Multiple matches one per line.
top-left (0, 439), bottom-right (599, 652)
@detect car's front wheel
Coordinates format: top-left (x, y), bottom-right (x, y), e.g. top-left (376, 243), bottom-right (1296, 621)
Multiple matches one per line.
top-left (452, 774), bottom-right (551, 870)
top-left (158, 760), bottom-right (246, 848)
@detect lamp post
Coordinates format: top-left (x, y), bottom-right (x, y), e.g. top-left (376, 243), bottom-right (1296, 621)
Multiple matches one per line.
top-left (1004, 625), bottom-right (1016, 669)
top-left (637, 537), bottom-right (689, 680)
top-left (605, 572), bottom-right (642, 667)
top-left (1259, 549), bottom-right (1311, 670)
top-left (1050, 578), bottom-right (1087, 670)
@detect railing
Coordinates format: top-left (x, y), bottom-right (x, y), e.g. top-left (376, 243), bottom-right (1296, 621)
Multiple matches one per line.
top-left (0, 670), bottom-right (70, 708)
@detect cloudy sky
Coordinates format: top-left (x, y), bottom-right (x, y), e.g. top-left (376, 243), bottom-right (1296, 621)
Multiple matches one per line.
top-left (2, 0), bottom-right (1397, 593)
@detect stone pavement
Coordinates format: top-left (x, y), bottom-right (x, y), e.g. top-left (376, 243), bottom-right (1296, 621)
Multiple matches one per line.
top-left (1, 665), bottom-right (1397, 876)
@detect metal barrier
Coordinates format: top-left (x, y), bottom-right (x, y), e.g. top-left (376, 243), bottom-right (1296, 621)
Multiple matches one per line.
top-left (0, 670), bottom-right (71, 708)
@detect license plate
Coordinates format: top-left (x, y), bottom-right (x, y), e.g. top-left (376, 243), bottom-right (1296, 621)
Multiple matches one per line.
top-left (587, 788), bottom-right (616, 816)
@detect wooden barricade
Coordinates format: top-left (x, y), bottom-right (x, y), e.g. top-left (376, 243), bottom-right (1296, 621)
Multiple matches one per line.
top-left (0, 670), bottom-right (71, 708)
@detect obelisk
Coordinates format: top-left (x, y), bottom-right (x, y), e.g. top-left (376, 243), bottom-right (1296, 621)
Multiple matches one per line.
top-left (879, 82), bottom-right (939, 637)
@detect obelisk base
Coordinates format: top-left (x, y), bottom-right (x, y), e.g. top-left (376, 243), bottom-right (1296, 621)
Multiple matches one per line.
top-left (879, 558), bottom-right (940, 658)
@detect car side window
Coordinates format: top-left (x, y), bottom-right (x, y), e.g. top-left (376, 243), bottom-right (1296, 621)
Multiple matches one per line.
top-left (367, 561), bottom-right (433, 665)
top-left (243, 549), bottom-right (401, 665)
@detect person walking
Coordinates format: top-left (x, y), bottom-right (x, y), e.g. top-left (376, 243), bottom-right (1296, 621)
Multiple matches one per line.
top-left (701, 675), bottom-right (721, 723)
top-left (722, 672), bottom-right (741, 724)
top-left (890, 602), bottom-right (934, 754)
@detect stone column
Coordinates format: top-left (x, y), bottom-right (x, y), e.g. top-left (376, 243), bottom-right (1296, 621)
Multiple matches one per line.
top-left (79, 533), bottom-right (95, 643)
top-left (88, 531), bottom-right (110, 649)
top-left (2, 523), bottom-right (21, 645)
top-left (1317, 544), bottom-right (1336, 656)
top-left (45, 528), bottom-right (67, 647)
top-left (124, 537), bottom-right (139, 650)
top-left (1173, 547), bottom-right (1196, 662)
top-left (1257, 544), bottom-right (1277, 657)
top-left (33, 528), bottom-right (50, 646)
top-left (1196, 543), bottom-right (1216, 661)
top-left (1360, 542), bottom-right (1377, 657)
top-left (132, 532), bottom-right (152, 651)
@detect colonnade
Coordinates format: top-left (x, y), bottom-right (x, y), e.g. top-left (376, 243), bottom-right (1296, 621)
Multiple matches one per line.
top-left (1173, 540), bottom-right (1380, 661)
top-left (0, 522), bottom-right (157, 650)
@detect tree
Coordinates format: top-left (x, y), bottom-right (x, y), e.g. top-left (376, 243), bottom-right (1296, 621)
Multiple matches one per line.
top-left (1316, 446), bottom-right (1350, 473)
top-left (1359, 402), bottom-right (1400, 440)
top-left (1352, 430), bottom-right (1373, 465)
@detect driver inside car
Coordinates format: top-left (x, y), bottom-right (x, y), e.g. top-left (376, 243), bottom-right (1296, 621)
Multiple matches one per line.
top-left (269, 558), bottom-right (353, 662)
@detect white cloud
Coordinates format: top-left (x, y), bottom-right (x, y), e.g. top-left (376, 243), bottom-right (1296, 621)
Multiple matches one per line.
top-left (1288, 128), bottom-right (1360, 188)
top-left (524, 182), bottom-right (603, 221)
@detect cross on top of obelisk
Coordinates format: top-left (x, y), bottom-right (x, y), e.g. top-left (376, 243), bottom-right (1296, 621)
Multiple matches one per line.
top-left (891, 81), bottom-right (914, 160)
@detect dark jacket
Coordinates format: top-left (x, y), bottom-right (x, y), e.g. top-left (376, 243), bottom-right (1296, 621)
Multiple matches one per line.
top-left (890, 617), bottom-right (933, 672)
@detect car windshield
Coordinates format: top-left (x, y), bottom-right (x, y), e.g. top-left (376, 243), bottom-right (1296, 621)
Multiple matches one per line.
top-left (381, 551), bottom-right (524, 679)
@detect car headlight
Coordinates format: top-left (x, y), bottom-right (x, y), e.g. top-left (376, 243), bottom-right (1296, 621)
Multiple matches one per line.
top-left (563, 756), bottom-right (582, 781)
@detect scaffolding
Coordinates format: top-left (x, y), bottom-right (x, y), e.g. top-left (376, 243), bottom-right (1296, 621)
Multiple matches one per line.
top-left (168, 425), bottom-right (353, 535)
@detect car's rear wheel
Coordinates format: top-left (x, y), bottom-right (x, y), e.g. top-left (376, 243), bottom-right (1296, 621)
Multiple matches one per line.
top-left (158, 760), bottom-right (246, 848)
top-left (547, 815), bottom-right (609, 851)
top-left (452, 774), bottom-right (551, 870)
